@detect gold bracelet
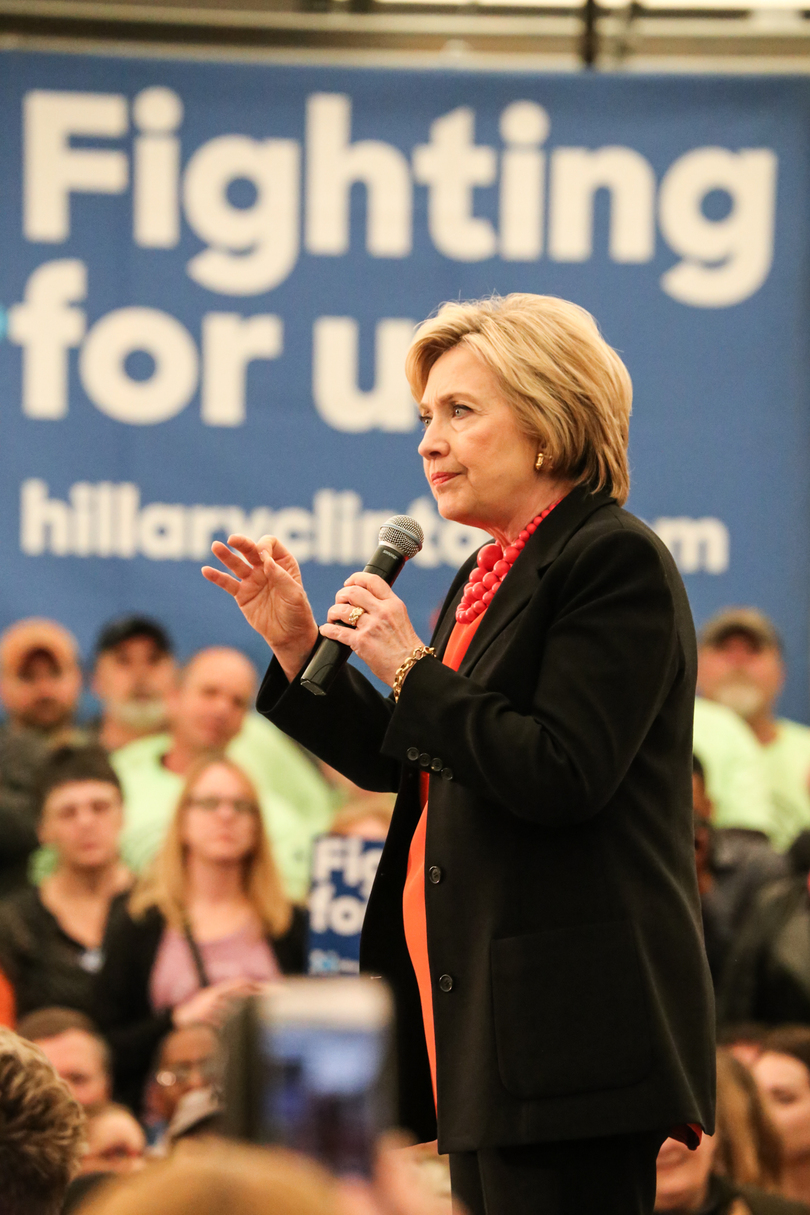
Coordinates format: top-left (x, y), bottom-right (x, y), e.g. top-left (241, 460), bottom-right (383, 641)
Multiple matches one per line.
top-left (392, 645), bottom-right (436, 702)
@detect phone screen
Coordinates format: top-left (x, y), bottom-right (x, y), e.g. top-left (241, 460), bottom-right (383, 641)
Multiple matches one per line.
top-left (255, 985), bottom-right (393, 1177)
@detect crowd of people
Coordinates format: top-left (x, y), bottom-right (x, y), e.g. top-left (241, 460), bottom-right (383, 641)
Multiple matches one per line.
top-left (2, 602), bottom-right (810, 1211)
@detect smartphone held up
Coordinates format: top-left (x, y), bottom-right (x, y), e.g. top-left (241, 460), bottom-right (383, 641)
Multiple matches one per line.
top-left (222, 976), bottom-right (396, 1179)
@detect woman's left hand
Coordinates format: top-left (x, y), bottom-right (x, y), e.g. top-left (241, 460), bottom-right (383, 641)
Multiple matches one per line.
top-left (321, 572), bottom-right (425, 688)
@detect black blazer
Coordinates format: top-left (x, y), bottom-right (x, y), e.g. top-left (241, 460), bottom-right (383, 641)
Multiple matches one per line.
top-left (94, 893), bottom-right (307, 1110)
top-left (258, 485), bottom-right (716, 1153)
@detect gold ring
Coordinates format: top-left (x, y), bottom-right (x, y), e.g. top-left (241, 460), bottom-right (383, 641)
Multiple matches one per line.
top-left (348, 606), bottom-right (364, 627)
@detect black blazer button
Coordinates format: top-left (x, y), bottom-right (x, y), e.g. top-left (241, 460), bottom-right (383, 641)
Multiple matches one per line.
top-left (441, 768), bottom-right (453, 781)
top-left (430, 757), bottom-right (443, 772)
top-left (419, 753), bottom-right (431, 768)
top-left (406, 747), bottom-right (419, 762)
top-left (439, 974), bottom-right (454, 993)
top-left (428, 865), bottom-right (442, 884)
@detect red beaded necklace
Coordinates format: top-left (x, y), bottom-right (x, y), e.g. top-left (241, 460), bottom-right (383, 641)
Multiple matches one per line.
top-left (455, 499), bottom-right (562, 625)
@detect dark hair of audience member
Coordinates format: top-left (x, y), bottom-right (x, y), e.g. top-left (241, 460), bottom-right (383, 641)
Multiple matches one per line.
top-left (787, 830), bottom-right (810, 877)
top-left (693, 753), bottom-right (706, 782)
top-left (34, 745), bottom-right (122, 821)
top-left (760, 1025), bottom-right (810, 1077)
top-left (0, 1027), bottom-right (86, 1215)
top-left (717, 1023), bottom-right (769, 1052)
top-left (714, 1046), bottom-right (783, 1191)
top-left (16, 1006), bottom-right (112, 1071)
top-left (78, 1142), bottom-right (338, 1215)
top-left (18, 1005), bottom-right (94, 1038)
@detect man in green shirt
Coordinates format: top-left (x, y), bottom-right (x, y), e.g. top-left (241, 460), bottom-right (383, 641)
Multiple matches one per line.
top-left (693, 696), bottom-right (773, 838)
top-left (696, 607), bottom-right (810, 852)
top-left (111, 646), bottom-right (334, 901)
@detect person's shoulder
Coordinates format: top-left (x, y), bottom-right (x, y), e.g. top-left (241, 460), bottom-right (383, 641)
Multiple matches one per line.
top-left (0, 725), bottom-right (48, 773)
top-left (550, 502), bottom-right (685, 616)
top-left (106, 890), bottom-right (163, 936)
top-left (738, 1182), bottom-right (810, 1214)
top-left (564, 500), bottom-right (675, 570)
top-left (110, 732), bottom-right (171, 773)
top-left (271, 903), bottom-right (308, 974)
top-left (695, 697), bottom-right (762, 750)
top-left (0, 884), bottom-right (42, 943)
top-left (775, 718), bottom-right (810, 748)
top-left (746, 872), bottom-right (808, 923)
top-left (230, 714), bottom-right (327, 796)
top-left (0, 883), bottom-right (41, 915)
top-left (234, 712), bottom-right (291, 751)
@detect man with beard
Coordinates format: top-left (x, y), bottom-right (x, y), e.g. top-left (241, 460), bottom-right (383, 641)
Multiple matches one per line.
top-left (91, 617), bottom-right (176, 753)
top-left (0, 619), bottom-right (85, 894)
top-left (697, 608), bottom-right (810, 852)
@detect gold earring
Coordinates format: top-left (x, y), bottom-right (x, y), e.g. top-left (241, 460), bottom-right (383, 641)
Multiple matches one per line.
top-left (535, 452), bottom-right (545, 471)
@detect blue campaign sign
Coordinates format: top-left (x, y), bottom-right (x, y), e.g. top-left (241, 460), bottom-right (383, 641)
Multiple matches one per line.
top-left (0, 52), bottom-right (809, 713)
top-left (307, 835), bottom-right (384, 974)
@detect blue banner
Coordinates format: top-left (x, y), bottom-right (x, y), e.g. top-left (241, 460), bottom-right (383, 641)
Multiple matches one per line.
top-left (307, 835), bottom-right (383, 974)
top-left (1, 53), bottom-right (808, 715)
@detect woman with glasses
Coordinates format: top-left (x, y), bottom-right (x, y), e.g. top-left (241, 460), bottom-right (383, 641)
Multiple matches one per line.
top-left (94, 755), bottom-right (305, 1111)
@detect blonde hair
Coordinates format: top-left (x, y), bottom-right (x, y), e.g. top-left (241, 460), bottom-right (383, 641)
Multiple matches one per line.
top-left (0, 1028), bottom-right (86, 1215)
top-left (81, 1142), bottom-right (337, 1215)
top-left (714, 1047), bottom-right (783, 1192)
top-left (406, 293), bottom-right (633, 505)
top-left (129, 755), bottom-right (291, 938)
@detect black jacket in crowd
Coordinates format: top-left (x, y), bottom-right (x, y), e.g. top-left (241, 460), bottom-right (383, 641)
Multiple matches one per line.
top-left (0, 885), bottom-right (108, 1018)
top-left (718, 874), bottom-right (810, 1028)
top-left (94, 892), bottom-right (307, 1109)
top-left (700, 1176), bottom-right (810, 1215)
top-left (258, 485), bottom-right (716, 1153)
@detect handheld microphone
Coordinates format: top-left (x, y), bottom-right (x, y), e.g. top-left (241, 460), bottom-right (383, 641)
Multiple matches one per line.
top-left (300, 515), bottom-right (424, 697)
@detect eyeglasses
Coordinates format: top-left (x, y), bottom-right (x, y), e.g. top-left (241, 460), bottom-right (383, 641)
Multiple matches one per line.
top-left (156, 1059), bottom-right (218, 1088)
top-left (185, 795), bottom-right (257, 816)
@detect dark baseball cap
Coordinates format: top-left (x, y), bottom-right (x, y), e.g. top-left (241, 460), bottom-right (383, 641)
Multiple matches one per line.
top-left (95, 615), bottom-right (174, 658)
top-left (698, 607), bottom-right (782, 653)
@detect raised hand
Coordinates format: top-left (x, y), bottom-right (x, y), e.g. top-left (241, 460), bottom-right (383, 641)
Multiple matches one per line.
top-left (202, 534), bottom-right (319, 681)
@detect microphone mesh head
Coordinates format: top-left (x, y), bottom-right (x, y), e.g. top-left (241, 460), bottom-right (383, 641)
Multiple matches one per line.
top-left (378, 515), bottom-right (424, 559)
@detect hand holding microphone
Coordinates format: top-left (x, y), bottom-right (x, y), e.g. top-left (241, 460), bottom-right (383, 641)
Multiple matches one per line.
top-left (303, 516), bottom-right (426, 695)
top-left (202, 515), bottom-right (426, 692)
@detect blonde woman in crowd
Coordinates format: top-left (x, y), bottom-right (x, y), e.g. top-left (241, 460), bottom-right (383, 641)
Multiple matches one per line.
top-left (655, 1048), bottom-right (807, 1214)
top-left (94, 755), bottom-right (306, 1110)
top-left (753, 1026), bottom-right (810, 1208)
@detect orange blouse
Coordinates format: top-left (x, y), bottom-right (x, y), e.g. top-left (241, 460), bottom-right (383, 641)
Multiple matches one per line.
top-left (402, 611), bottom-right (484, 1105)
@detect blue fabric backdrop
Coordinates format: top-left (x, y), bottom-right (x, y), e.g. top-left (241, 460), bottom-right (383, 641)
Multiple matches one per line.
top-left (1, 52), bottom-right (807, 716)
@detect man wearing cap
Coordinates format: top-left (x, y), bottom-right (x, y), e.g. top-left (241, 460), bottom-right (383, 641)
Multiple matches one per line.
top-left (91, 616), bottom-right (176, 753)
top-left (696, 607), bottom-right (810, 851)
top-left (0, 619), bottom-right (85, 894)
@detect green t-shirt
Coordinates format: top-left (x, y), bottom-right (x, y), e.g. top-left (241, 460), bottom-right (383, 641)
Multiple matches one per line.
top-left (33, 714), bottom-right (335, 903)
top-left (760, 718), bottom-right (810, 852)
top-left (693, 697), bottom-right (774, 838)
top-left (693, 698), bottom-right (810, 852)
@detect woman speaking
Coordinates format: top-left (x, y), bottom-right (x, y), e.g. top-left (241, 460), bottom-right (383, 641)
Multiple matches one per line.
top-left (202, 294), bottom-right (715, 1215)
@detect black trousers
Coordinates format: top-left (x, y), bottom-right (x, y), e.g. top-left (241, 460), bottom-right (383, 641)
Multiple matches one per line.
top-left (449, 1131), bottom-right (665, 1215)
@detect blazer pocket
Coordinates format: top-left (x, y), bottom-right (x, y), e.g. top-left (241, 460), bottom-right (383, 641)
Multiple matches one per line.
top-left (491, 920), bottom-right (652, 1100)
